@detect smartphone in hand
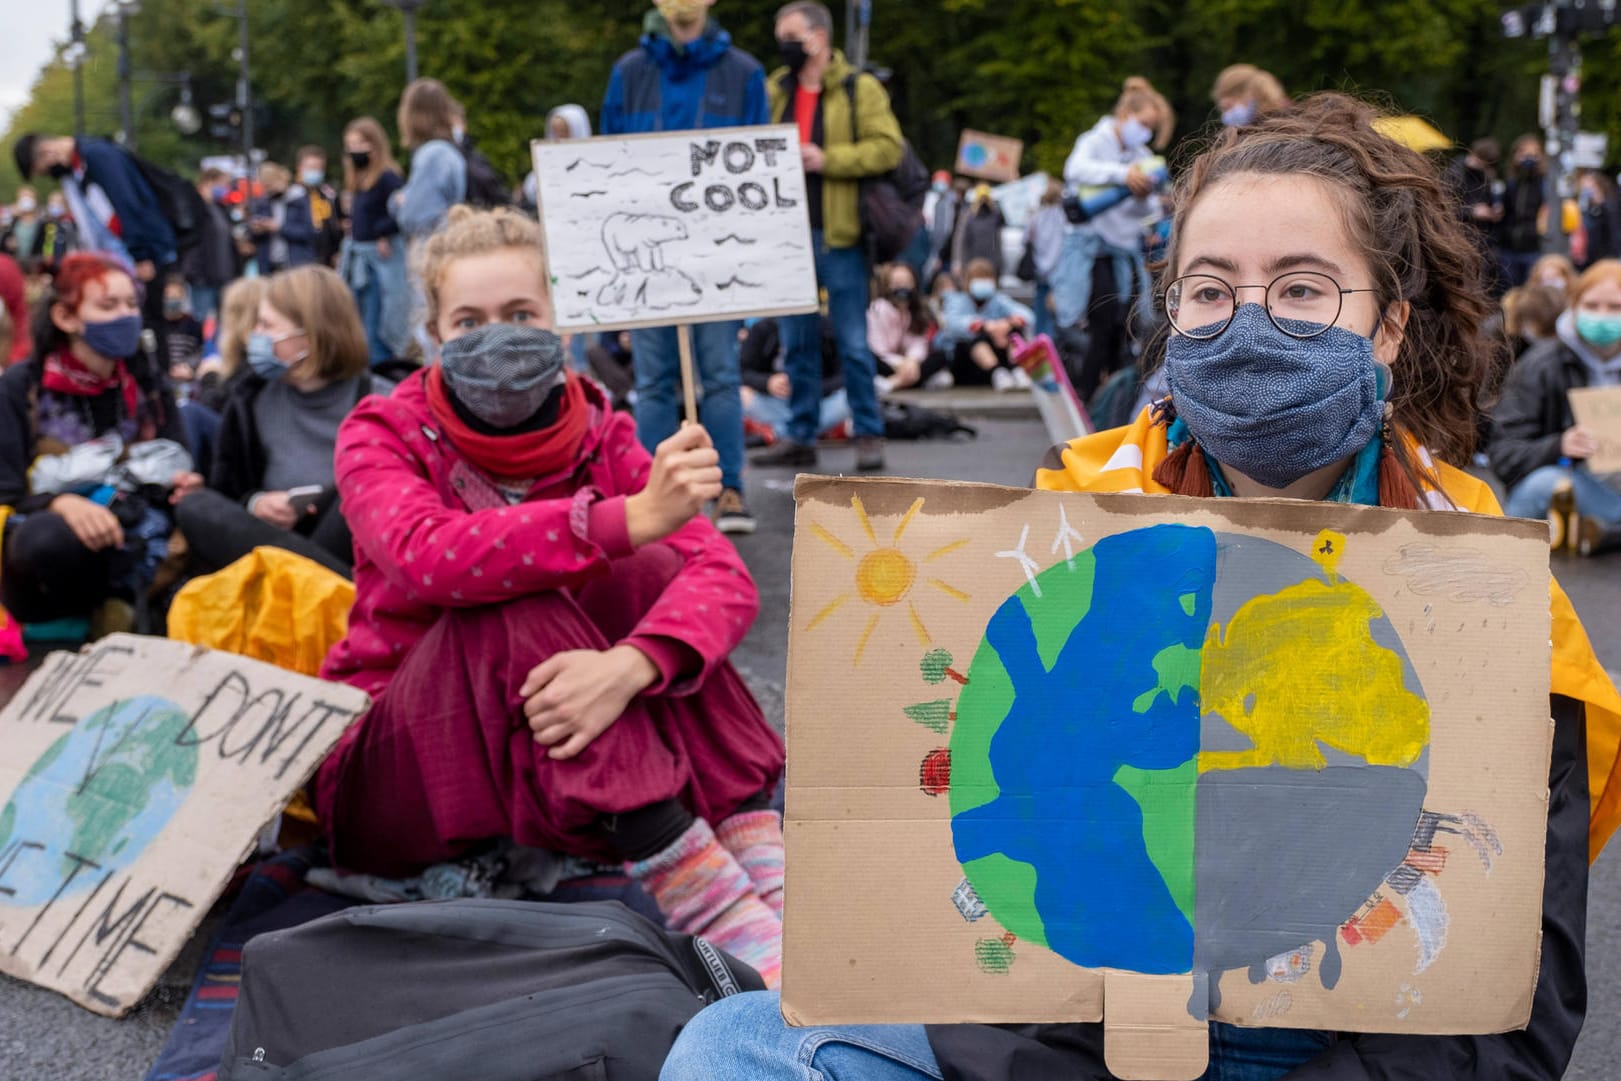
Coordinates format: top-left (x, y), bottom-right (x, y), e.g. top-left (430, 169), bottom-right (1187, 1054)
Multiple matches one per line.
top-left (286, 485), bottom-right (325, 514)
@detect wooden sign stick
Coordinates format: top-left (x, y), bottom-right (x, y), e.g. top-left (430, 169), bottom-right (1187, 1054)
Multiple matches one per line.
top-left (678, 323), bottom-right (699, 426)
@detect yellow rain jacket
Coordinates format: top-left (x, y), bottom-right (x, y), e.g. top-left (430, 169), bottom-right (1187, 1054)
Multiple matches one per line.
top-left (168, 546), bottom-right (354, 678)
top-left (1035, 409), bottom-right (1621, 862)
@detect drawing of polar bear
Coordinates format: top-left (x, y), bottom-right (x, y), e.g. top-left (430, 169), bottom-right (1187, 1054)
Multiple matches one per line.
top-left (602, 213), bottom-right (688, 273)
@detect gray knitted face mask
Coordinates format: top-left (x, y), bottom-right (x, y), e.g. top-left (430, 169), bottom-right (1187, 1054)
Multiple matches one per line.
top-left (438, 323), bottom-right (565, 429)
top-left (1164, 304), bottom-right (1384, 489)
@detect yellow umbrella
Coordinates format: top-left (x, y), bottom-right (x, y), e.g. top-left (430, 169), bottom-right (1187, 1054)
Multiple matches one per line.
top-left (1372, 115), bottom-right (1453, 154)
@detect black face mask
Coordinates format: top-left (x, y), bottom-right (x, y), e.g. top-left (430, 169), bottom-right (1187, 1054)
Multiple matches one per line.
top-left (48, 162), bottom-right (71, 180)
top-left (778, 38), bottom-right (809, 73)
top-left (348, 151), bottom-right (371, 169)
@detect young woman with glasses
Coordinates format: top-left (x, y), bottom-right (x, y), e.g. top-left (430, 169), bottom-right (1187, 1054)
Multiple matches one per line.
top-left (659, 92), bottom-right (1621, 1081)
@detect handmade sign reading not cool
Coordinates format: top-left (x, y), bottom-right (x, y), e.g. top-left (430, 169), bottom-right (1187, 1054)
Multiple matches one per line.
top-left (531, 124), bottom-right (819, 333)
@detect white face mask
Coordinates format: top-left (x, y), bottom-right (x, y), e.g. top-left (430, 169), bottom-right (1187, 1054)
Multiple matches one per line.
top-left (16, 196), bottom-right (37, 213)
top-left (1118, 116), bottom-right (1153, 150)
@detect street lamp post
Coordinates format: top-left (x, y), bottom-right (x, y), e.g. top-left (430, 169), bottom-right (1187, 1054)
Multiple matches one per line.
top-left (382, 0), bottom-right (426, 84)
top-left (70, 0), bottom-right (87, 138)
top-left (236, 0), bottom-right (253, 170)
top-left (117, 1), bottom-right (137, 149)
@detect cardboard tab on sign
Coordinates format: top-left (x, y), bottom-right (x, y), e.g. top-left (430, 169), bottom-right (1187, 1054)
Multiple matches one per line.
top-left (955, 129), bottom-right (1024, 183)
top-left (0, 635), bottom-right (367, 1015)
top-left (1568, 385), bottom-right (1621, 473)
top-left (782, 478), bottom-right (1552, 1076)
top-left (1103, 971), bottom-right (1210, 1080)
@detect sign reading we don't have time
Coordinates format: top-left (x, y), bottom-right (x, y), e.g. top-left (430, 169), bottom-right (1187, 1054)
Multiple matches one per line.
top-left (0, 635), bottom-right (366, 1016)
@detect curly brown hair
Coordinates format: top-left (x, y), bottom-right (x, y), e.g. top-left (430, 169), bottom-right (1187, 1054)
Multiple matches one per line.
top-left (1160, 92), bottom-right (1494, 468)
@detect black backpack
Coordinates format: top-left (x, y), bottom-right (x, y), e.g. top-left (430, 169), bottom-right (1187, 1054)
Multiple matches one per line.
top-left (843, 73), bottom-right (929, 263)
top-left (219, 899), bottom-right (762, 1081)
top-left (126, 150), bottom-right (210, 255)
top-left (458, 142), bottom-right (513, 209)
top-left (882, 399), bottom-right (977, 441)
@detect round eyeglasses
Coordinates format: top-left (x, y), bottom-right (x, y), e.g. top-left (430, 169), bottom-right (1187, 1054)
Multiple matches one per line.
top-left (1161, 272), bottom-right (1380, 340)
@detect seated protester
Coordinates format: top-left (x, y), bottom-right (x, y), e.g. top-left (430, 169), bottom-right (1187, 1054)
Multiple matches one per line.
top-left (740, 316), bottom-right (850, 443)
top-left (314, 207), bottom-right (786, 984)
top-left (0, 253), bottom-right (202, 626)
top-left (1490, 259), bottom-right (1621, 547)
top-left (161, 275), bottom-right (206, 385)
top-left (1501, 283), bottom-right (1563, 361)
top-left (191, 276), bottom-right (266, 414)
top-left (868, 262), bottom-right (949, 392)
top-left (175, 265), bottom-right (377, 579)
top-left (663, 92), bottom-right (1619, 1081)
top-left (936, 258), bottom-right (1035, 390)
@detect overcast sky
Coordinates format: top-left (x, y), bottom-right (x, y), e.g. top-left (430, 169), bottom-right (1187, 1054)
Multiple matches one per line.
top-left (2, 2), bottom-right (86, 127)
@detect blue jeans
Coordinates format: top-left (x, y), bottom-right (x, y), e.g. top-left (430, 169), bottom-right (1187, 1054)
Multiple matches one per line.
top-left (1034, 279), bottom-right (1055, 341)
top-left (746, 388), bottom-right (851, 440)
top-left (780, 231), bottom-right (884, 443)
top-left (1504, 463), bottom-right (1621, 526)
top-left (631, 321), bottom-right (745, 491)
top-left (661, 992), bottom-right (942, 1081)
top-left (661, 991), bottom-right (1333, 1081)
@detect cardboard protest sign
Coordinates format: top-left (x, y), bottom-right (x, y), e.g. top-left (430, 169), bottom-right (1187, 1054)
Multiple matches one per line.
top-left (1569, 385), bottom-right (1621, 473)
top-left (956, 129), bottom-right (1024, 183)
top-left (0, 635), bottom-right (367, 1016)
top-left (531, 125), bottom-right (818, 333)
top-left (783, 478), bottom-right (1551, 1080)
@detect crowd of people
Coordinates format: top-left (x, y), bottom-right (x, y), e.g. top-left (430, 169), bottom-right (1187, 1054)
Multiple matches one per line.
top-left (1, 1), bottom-right (1620, 1079)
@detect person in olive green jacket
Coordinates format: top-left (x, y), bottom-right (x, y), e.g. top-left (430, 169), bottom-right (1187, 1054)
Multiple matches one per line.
top-left (752, 0), bottom-right (903, 474)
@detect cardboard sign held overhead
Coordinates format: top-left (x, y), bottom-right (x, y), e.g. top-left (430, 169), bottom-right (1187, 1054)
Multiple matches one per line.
top-left (956, 129), bottom-right (1024, 183)
top-left (1569, 385), bottom-right (1621, 473)
top-left (0, 636), bottom-right (367, 1016)
top-left (782, 478), bottom-right (1552, 1080)
top-left (531, 125), bottom-right (819, 333)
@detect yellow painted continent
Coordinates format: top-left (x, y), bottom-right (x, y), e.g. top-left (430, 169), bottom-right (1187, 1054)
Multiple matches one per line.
top-left (1197, 577), bottom-right (1429, 773)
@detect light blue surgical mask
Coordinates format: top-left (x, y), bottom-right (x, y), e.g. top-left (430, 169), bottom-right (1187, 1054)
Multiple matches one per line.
top-left (969, 279), bottom-right (997, 302)
top-left (246, 332), bottom-right (304, 381)
top-left (1118, 116), bottom-right (1153, 150)
top-left (1221, 101), bottom-right (1257, 127)
top-left (300, 168), bottom-right (325, 188)
top-left (1576, 310), bottom-right (1621, 347)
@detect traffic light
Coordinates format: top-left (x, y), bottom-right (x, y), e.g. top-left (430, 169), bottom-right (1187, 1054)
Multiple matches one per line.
top-left (207, 103), bottom-right (243, 143)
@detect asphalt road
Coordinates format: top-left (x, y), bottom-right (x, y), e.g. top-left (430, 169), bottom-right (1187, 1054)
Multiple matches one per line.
top-left (0, 411), bottom-right (1615, 1079)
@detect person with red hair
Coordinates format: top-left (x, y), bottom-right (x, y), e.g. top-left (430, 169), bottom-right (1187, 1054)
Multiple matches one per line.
top-left (0, 253), bottom-right (199, 627)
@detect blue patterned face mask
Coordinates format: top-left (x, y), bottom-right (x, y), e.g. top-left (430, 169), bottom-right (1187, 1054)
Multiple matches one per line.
top-left (1165, 304), bottom-right (1385, 490)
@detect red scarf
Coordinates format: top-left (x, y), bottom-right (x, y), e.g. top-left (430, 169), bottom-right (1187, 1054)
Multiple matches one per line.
top-left (425, 366), bottom-right (590, 483)
top-left (43, 348), bottom-right (139, 417)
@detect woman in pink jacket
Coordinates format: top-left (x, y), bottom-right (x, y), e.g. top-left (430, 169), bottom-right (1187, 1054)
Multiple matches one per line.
top-left (315, 207), bottom-right (786, 983)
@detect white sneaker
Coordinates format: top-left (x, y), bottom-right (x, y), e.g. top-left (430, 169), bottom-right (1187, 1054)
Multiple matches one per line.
top-left (1010, 367), bottom-right (1033, 389)
top-left (991, 367), bottom-right (1017, 392)
top-left (874, 375), bottom-right (896, 396)
top-left (924, 369), bottom-right (955, 390)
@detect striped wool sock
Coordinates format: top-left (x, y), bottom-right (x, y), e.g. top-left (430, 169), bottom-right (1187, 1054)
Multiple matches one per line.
top-left (625, 818), bottom-right (782, 987)
top-left (716, 810), bottom-right (785, 919)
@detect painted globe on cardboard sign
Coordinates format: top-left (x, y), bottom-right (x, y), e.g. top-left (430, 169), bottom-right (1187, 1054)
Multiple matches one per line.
top-left (0, 696), bottom-right (196, 906)
top-left (948, 524), bottom-right (1429, 996)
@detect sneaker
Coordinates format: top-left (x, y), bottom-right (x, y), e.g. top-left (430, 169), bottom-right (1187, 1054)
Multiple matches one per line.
top-left (991, 367), bottom-right (1017, 392)
top-left (924, 369), bottom-right (955, 390)
top-left (1009, 366), bottom-right (1033, 389)
top-left (752, 441), bottom-right (818, 468)
top-left (855, 436), bottom-right (885, 473)
top-left (713, 488), bottom-right (758, 535)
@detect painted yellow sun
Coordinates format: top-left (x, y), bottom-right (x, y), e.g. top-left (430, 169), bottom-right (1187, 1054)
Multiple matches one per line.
top-left (805, 495), bottom-right (970, 665)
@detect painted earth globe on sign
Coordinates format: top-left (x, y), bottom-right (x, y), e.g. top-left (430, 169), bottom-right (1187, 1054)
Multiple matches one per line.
top-left (947, 524), bottom-right (1429, 1000)
top-left (0, 696), bottom-right (196, 906)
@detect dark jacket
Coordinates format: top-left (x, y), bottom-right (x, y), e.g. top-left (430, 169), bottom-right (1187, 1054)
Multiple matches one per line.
top-left (182, 198), bottom-right (238, 290)
top-left (927, 692), bottom-right (1590, 1081)
top-left (1500, 166), bottom-right (1545, 255)
top-left (600, 14), bottom-right (769, 135)
top-left (210, 370), bottom-right (377, 503)
top-left (1489, 337), bottom-right (1591, 489)
top-left (0, 352), bottom-right (184, 513)
top-left (1580, 193), bottom-right (1621, 266)
top-left (77, 136), bottom-right (177, 266)
top-left (739, 317), bottom-right (841, 398)
top-left (253, 188), bottom-right (318, 274)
